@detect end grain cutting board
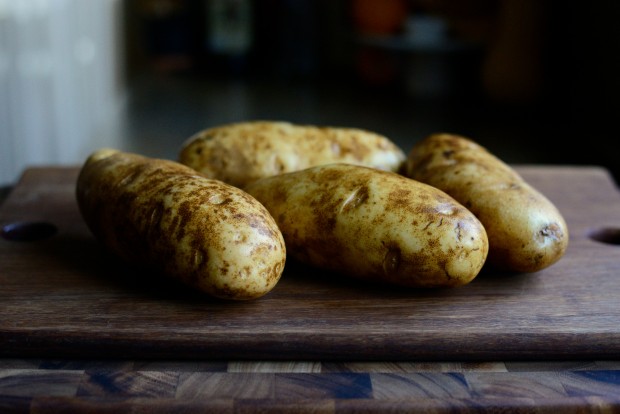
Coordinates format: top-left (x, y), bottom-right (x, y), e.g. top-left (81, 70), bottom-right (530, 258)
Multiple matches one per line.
top-left (1, 166), bottom-right (620, 360)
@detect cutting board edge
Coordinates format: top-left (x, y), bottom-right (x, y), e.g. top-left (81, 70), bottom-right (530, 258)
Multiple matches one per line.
top-left (2, 330), bottom-right (620, 361)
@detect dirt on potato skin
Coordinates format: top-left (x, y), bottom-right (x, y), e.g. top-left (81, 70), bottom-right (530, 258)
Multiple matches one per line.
top-left (76, 149), bottom-right (286, 300)
top-left (405, 133), bottom-right (569, 273)
top-left (179, 121), bottom-right (406, 188)
top-left (246, 163), bottom-right (489, 288)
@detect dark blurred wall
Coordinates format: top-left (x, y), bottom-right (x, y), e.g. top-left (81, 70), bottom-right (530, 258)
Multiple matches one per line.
top-left (122, 0), bottom-right (620, 182)
top-left (123, 0), bottom-right (619, 103)
top-left (548, 0), bottom-right (620, 182)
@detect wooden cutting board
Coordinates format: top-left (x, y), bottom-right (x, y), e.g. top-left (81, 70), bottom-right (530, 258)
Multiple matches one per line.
top-left (1, 166), bottom-right (620, 361)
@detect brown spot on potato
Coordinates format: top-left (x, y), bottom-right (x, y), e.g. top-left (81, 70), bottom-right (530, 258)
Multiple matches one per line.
top-left (426, 237), bottom-right (439, 249)
top-left (386, 188), bottom-right (414, 214)
top-left (455, 222), bottom-right (463, 242)
top-left (272, 156), bottom-right (286, 173)
top-left (315, 215), bottom-right (337, 235)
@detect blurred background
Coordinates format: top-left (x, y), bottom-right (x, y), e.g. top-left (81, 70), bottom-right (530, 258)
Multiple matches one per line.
top-left (1, 0), bottom-right (618, 188)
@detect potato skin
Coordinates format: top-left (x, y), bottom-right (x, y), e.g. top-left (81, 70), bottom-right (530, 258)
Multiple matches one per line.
top-left (244, 163), bottom-right (488, 288)
top-left (404, 133), bottom-right (569, 273)
top-left (76, 149), bottom-right (286, 300)
top-left (179, 121), bottom-right (406, 187)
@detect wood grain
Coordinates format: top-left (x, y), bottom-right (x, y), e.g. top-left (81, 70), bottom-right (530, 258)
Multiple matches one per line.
top-left (1, 360), bottom-right (619, 413)
top-left (1, 166), bottom-right (620, 361)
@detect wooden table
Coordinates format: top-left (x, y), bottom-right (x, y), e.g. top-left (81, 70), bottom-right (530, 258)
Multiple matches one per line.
top-left (2, 166), bottom-right (620, 413)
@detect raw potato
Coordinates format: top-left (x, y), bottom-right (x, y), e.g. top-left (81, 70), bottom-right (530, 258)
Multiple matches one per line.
top-left (404, 133), bottom-right (569, 273)
top-left (179, 121), bottom-right (406, 187)
top-left (76, 149), bottom-right (286, 300)
top-left (244, 163), bottom-right (489, 288)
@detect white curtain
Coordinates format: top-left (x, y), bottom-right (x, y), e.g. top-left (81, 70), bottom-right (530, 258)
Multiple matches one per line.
top-left (0, 0), bottom-right (126, 186)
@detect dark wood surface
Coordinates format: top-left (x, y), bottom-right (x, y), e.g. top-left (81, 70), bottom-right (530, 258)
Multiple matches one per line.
top-left (1, 166), bottom-right (620, 361)
top-left (1, 165), bottom-right (620, 412)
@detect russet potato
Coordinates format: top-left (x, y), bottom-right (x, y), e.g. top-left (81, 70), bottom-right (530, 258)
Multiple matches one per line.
top-left (244, 163), bottom-right (488, 288)
top-left (179, 121), bottom-right (406, 188)
top-left (404, 133), bottom-right (569, 273)
top-left (76, 149), bottom-right (286, 300)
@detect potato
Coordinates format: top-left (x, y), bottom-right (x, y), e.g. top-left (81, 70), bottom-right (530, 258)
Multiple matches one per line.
top-left (179, 121), bottom-right (406, 187)
top-left (75, 148), bottom-right (286, 300)
top-left (244, 163), bottom-right (488, 288)
top-left (403, 133), bottom-right (569, 273)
